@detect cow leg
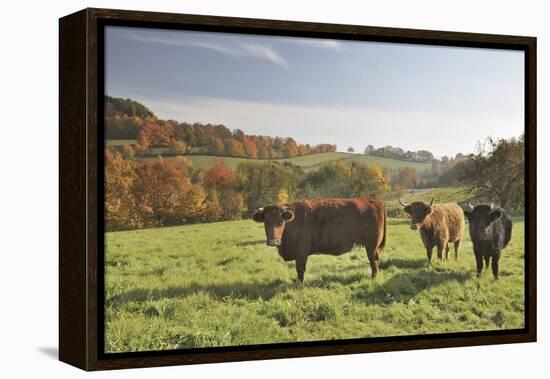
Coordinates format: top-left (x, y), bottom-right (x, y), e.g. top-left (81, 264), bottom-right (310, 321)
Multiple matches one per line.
top-left (426, 246), bottom-right (433, 267)
top-left (366, 247), bottom-right (380, 279)
top-left (475, 251), bottom-right (483, 278)
top-left (436, 243), bottom-right (445, 261)
top-left (374, 249), bottom-right (382, 277)
top-left (295, 255), bottom-right (308, 288)
top-left (453, 240), bottom-right (461, 260)
top-left (484, 256), bottom-right (490, 269)
top-left (491, 253), bottom-right (500, 280)
top-left (445, 243), bottom-right (450, 260)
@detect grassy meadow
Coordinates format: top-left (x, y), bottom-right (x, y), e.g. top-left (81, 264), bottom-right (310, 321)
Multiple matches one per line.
top-left (165, 152), bottom-right (431, 172)
top-left (104, 213), bottom-right (525, 353)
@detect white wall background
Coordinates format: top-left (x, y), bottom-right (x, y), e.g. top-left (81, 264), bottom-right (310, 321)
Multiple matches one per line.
top-left (0, 0), bottom-right (547, 377)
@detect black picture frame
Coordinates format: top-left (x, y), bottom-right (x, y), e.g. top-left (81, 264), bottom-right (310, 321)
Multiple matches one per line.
top-left (59, 8), bottom-right (537, 371)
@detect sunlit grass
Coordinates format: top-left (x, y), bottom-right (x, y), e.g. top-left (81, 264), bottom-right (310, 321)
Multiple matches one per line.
top-left (104, 217), bottom-right (525, 353)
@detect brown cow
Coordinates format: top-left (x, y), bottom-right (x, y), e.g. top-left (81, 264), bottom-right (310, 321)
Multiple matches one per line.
top-left (400, 198), bottom-right (465, 266)
top-left (253, 198), bottom-right (387, 286)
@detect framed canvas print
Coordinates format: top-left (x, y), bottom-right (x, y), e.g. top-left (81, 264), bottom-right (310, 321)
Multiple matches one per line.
top-left (59, 8), bottom-right (537, 371)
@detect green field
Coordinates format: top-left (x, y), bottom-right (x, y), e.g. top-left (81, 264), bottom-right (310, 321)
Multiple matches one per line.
top-left (348, 154), bottom-right (431, 171)
top-left (104, 215), bottom-right (525, 353)
top-left (106, 139), bottom-right (137, 146)
top-left (137, 151), bottom-right (431, 172)
top-left (181, 152), bottom-right (358, 171)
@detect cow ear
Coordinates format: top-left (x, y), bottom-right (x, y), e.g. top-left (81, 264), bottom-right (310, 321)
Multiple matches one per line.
top-left (490, 209), bottom-right (502, 222)
top-left (403, 205), bottom-right (411, 214)
top-left (282, 210), bottom-right (295, 223)
top-left (252, 210), bottom-right (265, 223)
top-left (425, 206), bottom-right (433, 216)
top-left (464, 210), bottom-right (472, 221)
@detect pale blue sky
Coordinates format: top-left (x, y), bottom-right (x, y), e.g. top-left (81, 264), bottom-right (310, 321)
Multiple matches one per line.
top-left (105, 26), bottom-right (524, 157)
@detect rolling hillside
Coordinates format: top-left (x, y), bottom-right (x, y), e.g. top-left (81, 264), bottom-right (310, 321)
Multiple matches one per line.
top-left (119, 145), bottom-right (432, 172)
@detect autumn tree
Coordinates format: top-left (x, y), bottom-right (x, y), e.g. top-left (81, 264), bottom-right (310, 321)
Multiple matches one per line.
top-left (133, 158), bottom-right (191, 227)
top-left (397, 167), bottom-right (418, 189)
top-left (121, 144), bottom-right (135, 160)
top-left (168, 140), bottom-right (187, 154)
top-left (209, 138), bottom-right (226, 155)
top-left (257, 143), bottom-right (270, 159)
top-left (458, 136), bottom-right (524, 210)
top-left (300, 160), bottom-right (353, 198)
top-left (363, 164), bottom-right (390, 198)
top-left (224, 139), bottom-right (245, 157)
top-left (273, 137), bottom-right (284, 150)
top-left (299, 161), bottom-right (389, 199)
top-left (137, 123), bottom-right (173, 150)
top-left (243, 137), bottom-right (258, 158)
top-left (104, 149), bottom-right (139, 230)
top-left (178, 185), bottom-right (208, 221)
top-left (202, 190), bottom-right (224, 221)
top-left (237, 161), bottom-right (303, 212)
top-left (283, 138), bottom-right (299, 158)
top-left (233, 128), bottom-right (245, 142)
top-left (203, 162), bottom-right (244, 220)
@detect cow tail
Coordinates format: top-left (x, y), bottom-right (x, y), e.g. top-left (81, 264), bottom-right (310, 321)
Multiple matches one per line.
top-left (379, 204), bottom-right (387, 251)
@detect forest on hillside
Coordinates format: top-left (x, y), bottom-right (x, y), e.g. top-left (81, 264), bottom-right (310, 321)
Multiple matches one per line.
top-left (105, 96), bottom-right (336, 159)
top-left (104, 96), bottom-right (525, 231)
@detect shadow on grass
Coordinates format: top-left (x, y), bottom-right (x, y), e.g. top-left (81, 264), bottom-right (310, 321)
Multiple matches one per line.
top-left (380, 257), bottom-right (427, 270)
top-left (353, 269), bottom-right (472, 305)
top-left (107, 259), bottom-right (472, 309)
top-left (307, 272), bottom-right (366, 287)
top-left (107, 278), bottom-right (289, 306)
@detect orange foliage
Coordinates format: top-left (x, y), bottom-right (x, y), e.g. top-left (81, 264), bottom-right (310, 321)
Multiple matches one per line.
top-left (224, 139), bottom-right (245, 157)
top-left (133, 159), bottom-right (190, 226)
top-left (209, 138), bottom-right (226, 155)
top-left (203, 162), bottom-right (236, 191)
top-left (243, 137), bottom-right (258, 158)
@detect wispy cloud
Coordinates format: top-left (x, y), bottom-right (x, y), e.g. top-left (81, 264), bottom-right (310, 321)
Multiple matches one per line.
top-left (284, 38), bottom-right (343, 51)
top-left (130, 33), bottom-right (288, 68)
top-left (238, 43), bottom-right (288, 68)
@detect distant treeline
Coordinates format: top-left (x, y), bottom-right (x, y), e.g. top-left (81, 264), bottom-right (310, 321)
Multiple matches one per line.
top-left (105, 152), bottom-right (390, 231)
top-left (105, 96), bottom-right (336, 159)
top-left (364, 144), bottom-right (435, 163)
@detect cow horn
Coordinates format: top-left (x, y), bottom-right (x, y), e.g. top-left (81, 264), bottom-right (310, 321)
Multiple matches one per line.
top-left (429, 197), bottom-right (434, 206)
top-left (467, 201), bottom-right (474, 210)
top-left (398, 198), bottom-right (408, 207)
top-left (490, 203), bottom-right (495, 209)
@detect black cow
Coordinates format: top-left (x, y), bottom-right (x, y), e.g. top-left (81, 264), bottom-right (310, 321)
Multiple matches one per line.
top-left (464, 202), bottom-right (512, 279)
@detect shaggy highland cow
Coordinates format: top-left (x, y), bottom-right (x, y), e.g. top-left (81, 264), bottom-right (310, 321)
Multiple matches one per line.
top-left (400, 198), bottom-right (465, 267)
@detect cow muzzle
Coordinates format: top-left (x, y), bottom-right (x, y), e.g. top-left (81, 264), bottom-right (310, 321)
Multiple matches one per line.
top-left (266, 239), bottom-right (280, 247)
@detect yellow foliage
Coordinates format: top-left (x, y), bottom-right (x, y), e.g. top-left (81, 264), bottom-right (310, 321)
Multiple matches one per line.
top-left (277, 188), bottom-right (290, 203)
